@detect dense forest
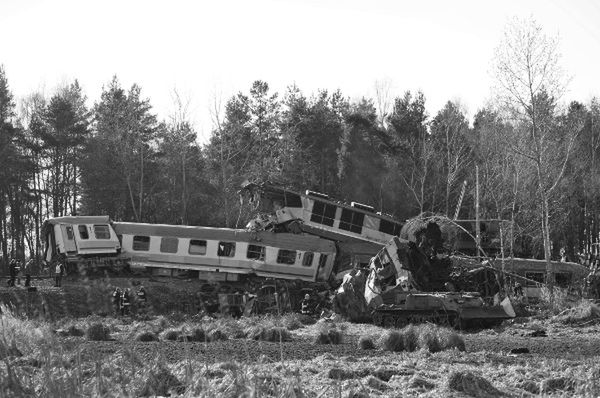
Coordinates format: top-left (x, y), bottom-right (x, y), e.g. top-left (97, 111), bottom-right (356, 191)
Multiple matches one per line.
top-left (1, 19), bottom-right (599, 268)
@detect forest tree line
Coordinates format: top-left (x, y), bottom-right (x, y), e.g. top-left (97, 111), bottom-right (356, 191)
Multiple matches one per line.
top-left (0, 19), bottom-right (599, 269)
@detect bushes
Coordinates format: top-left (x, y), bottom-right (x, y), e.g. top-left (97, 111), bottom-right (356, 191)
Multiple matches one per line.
top-left (377, 324), bottom-right (465, 353)
top-left (160, 328), bottom-right (181, 341)
top-left (358, 335), bottom-right (375, 350)
top-left (135, 331), bottom-right (159, 342)
top-left (67, 325), bottom-right (85, 337)
top-left (315, 324), bottom-right (343, 345)
top-left (86, 323), bottom-right (110, 341)
top-left (245, 326), bottom-right (291, 342)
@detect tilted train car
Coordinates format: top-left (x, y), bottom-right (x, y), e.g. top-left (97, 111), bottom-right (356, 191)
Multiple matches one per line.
top-left (113, 222), bottom-right (337, 283)
top-left (241, 182), bottom-right (404, 246)
top-left (42, 216), bottom-right (123, 271)
top-left (42, 216), bottom-right (337, 283)
top-left (495, 258), bottom-right (589, 298)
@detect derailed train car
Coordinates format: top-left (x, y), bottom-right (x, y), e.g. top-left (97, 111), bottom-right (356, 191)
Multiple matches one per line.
top-left (42, 216), bottom-right (337, 284)
top-left (42, 216), bottom-right (123, 272)
top-left (113, 222), bottom-right (336, 283)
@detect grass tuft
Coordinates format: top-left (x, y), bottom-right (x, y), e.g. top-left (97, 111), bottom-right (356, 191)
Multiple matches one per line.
top-left (358, 335), bottom-right (375, 350)
top-left (135, 331), bottom-right (159, 342)
top-left (85, 323), bottom-right (110, 341)
top-left (160, 328), bottom-right (181, 341)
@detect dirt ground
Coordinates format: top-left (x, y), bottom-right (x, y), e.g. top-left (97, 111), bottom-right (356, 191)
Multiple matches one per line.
top-left (3, 277), bottom-right (600, 397)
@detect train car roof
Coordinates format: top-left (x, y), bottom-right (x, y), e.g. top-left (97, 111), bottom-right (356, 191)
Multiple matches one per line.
top-left (245, 182), bottom-right (404, 224)
top-left (113, 222), bottom-right (337, 253)
top-left (43, 216), bottom-right (112, 226)
top-left (488, 257), bottom-right (589, 276)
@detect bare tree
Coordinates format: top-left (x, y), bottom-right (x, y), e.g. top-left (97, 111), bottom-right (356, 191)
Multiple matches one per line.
top-left (493, 17), bottom-right (581, 287)
top-left (374, 78), bottom-right (394, 129)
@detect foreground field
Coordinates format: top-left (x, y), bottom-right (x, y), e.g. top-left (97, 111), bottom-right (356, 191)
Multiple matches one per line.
top-left (2, 306), bottom-right (600, 397)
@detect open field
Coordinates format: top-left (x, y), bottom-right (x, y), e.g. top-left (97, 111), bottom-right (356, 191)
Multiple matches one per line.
top-left (2, 301), bottom-right (600, 397)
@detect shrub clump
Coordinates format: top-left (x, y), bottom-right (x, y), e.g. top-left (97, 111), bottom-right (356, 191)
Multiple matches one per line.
top-left (378, 324), bottom-right (465, 353)
top-left (246, 326), bottom-right (291, 342)
top-left (160, 328), bottom-right (181, 341)
top-left (67, 325), bottom-right (85, 337)
top-left (86, 323), bottom-right (110, 341)
top-left (358, 335), bottom-right (375, 350)
top-left (314, 325), bottom-right (343, 345)
top-left (378, 330), bottom-right (404, 352)
top-left (135, 331), bottom-right (159, 342)
top-left (207, 328), bottom-right (228, 341)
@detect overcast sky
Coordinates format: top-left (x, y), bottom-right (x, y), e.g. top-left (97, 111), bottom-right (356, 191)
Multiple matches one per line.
top-left (1, 0), bottom-right (599, 142)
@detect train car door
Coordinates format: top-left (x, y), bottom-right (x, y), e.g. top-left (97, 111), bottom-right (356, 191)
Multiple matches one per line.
top-left (60, 224), bottom-right (77, 253)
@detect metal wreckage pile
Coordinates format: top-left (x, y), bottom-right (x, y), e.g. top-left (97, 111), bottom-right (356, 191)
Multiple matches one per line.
top-left (333, 216), bottom-right (514, 328)
top-left (239, 182), bottom-right (513, 328)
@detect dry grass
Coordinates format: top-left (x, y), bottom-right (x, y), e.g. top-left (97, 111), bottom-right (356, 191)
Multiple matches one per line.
top-left (135, 330), bottom-right (159, 342)
top-left (314, 323), bottom-right (343, 345)
top-left (377, 323), bottom-right (465, 353)
top-left (86, 323), bottom-right (111, 341)
top-left (357, 335), bottom-right (375, 350)
top-left (2, 308), bottom-right (600, 397)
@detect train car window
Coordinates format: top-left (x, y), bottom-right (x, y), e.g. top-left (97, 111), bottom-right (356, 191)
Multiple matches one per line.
top-left (339, 209), bottom-right (365, 234)
top-left (94, 225), bottom-right (111, 239)
top-left (302, 252), bottom-right (314, 267)
top-left (277, 249), bottom-right (297, 265)
top-left (379, 219), bottom-right (402, 236)
top-left (284, 192), bottom-right (303, 208)
top-left (524, 271), bottom-right (544, 286)
top-left (247, 245), bottom-right (265, 261)
top-left (310, 201), bottom-right (337, 226)
top-left (133, 236), bottom-right (150, 251)
top-left (218, 242), bottom-right (236, 257)
top-left (160, 237), bottom-right (179, 253)
top-left (78, 225), bottom-right (89, 240)
top-left (66, 226), bottom-right (74, 240)
top-left (318, 254), bottom-right (328, 269)
top-left (555, 272), bottom-right (572, 287)
top-left (189, 240), bottom-right (207, 255)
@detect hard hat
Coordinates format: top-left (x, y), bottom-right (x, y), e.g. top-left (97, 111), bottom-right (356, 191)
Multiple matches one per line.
top-left (304, 294), bottom-right (310, 300)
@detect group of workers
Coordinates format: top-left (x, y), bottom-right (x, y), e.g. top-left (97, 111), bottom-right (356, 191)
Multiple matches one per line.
top-left (112, 286), bottom-right (147, 316)
top-left (6, 258), bottom-right (34, 288)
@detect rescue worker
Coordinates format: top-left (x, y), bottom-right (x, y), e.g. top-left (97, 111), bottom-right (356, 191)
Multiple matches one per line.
top-left (112, 288), bottom-right (122, 315)
top-left (121, 288), bottom-right (132, 316)
top-left (514, 282), bottom-right (523, 296)
top-left (24, 259), bottom-right (33, 287)
top-left (136, 286), bottom-right (147, 304)
top-left (301, 293), bottom-right (312, 315)
top-left (54, 261), bottom-right (63, 287)
top-left (8, 259), bottom-right (17, 287)
top-left (136, 286), bottom-right (147, 315)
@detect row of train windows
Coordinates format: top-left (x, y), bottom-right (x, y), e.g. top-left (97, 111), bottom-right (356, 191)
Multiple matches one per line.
top-left (65, 225), bottom-right (111, 240)
top-left (309, 201), bottom-right (402, 235)
top-left (131, 236), bottom-right (322, 267)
